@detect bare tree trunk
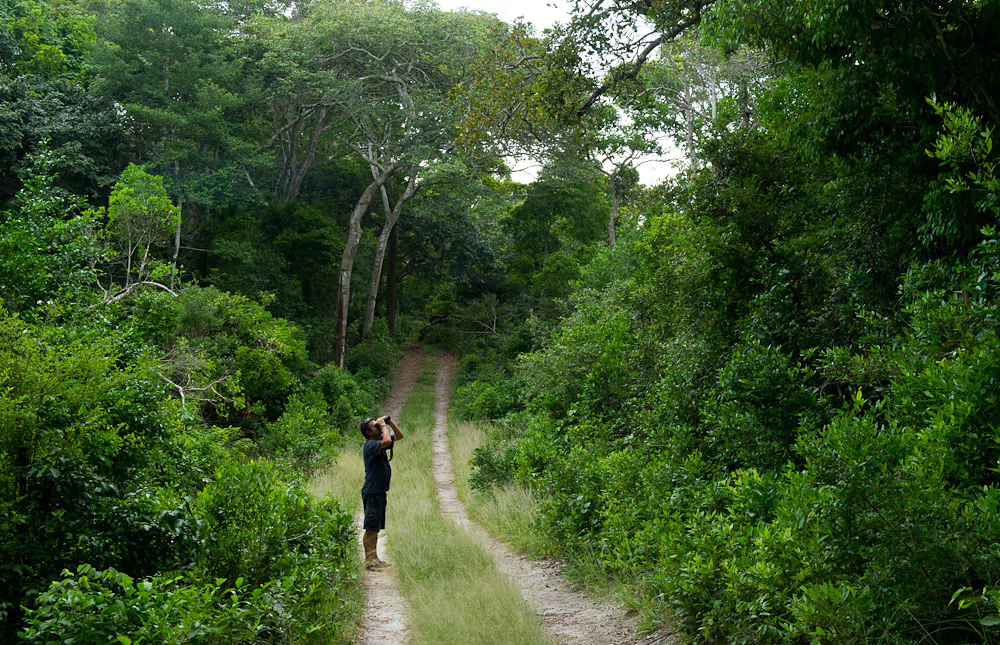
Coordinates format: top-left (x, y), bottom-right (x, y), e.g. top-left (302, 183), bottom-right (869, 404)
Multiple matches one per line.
top-left (386, 223), bottom-right (398, 335)
top-left (281, 107), bottom-right (328, 204)
top-left (684, 76), bottom-right (697, 170)
top-left (362, 165), bottom-right (418, 340)
top-left (332, 162), bottom-right (401, 367)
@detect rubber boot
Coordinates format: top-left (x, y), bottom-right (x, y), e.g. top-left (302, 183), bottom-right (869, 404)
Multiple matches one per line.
top-left (363, 531), bottom-right (382, 570)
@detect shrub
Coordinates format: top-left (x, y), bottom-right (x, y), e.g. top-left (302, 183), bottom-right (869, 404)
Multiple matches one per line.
top-left (701, 340), bottom-right (817, 472)
top-left (310, 364), bottom-right (374, 433)
top-left (193, 459), bottom-right (358, 642)
top-left (453, 378), bottom-right (520, 421)
top-left (344, 318), bottom-right (400, 385)
top-left (194, 459), bottom-right (352, 587)
top-left (260, 390), bottom-right (336, 475)
top-left (20, 565), bottom-right (271, 644)
top-left (0, 310), bottom-right (191, 634)
top-left (157, 286), bottom-right (311, 432)
top-left (469, 428), bottom-right (520, 491)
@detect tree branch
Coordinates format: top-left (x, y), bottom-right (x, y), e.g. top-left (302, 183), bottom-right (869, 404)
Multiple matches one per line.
top-left (576, 0), bottom-right (716, 116)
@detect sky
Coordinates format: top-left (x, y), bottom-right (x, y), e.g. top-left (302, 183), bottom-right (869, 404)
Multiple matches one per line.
top-left (434, 0), bottom-right (569, 33)
top-left (434, 0), bottom-right (680, 185)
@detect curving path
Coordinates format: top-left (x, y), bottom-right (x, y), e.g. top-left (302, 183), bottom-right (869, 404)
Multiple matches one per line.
top-left (429, 354), bottom-right (651, 644)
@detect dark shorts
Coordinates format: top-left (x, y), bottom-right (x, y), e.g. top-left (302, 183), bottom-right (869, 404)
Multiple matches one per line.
top-left (362, 492), bottom-right (387, 532)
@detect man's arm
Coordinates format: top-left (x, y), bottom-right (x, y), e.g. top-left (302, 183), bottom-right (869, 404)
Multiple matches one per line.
top-left (387, 417), bottom-right (404, 441)
top-left (378, 420), bottom-right (393, 449)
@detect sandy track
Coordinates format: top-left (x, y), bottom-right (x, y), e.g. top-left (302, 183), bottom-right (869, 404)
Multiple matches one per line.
top-left (429, 354), bottom-right (649, 644)
top-left (355, 347), bottom-right (423, 645)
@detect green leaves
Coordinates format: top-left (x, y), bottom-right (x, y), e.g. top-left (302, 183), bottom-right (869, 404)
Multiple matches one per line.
top-left (0, 143), bottom-right (103, 311)
top-left (106, 164), bottom-right (180, 249)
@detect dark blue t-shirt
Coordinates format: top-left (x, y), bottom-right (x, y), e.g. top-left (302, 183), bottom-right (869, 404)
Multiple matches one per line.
top-left (362, 439), bottom-right (392, 494)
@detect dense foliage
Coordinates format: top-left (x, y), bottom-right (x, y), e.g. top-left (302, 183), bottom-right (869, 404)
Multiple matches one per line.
top-left (6, 0), bottom-right (1000, 641)
top-left (458, 1), bottom-right (1000, 643)
top-left (0, 155), bottom-right (370, 637)
top-left (0, 0), bottom-right (427, 639)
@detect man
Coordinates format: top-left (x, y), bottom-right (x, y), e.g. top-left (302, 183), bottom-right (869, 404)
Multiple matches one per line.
top-left (360, 414), bottom-right (404, 571)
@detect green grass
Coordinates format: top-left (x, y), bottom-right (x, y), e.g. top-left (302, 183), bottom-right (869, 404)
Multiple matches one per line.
top-left (446, 418), bottom-right (659, 632)
top-left (307, 447), bottom-right (366, 639)
top-left (308, 446), bottom-right (364, 514)
top-left (310, 356), bottom-right (549, 645)
top-left (447, 418), bottom-right (552, 557)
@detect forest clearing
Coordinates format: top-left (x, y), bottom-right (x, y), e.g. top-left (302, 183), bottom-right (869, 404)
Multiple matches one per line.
top-left (3, 0), bottom-right (1000, 642)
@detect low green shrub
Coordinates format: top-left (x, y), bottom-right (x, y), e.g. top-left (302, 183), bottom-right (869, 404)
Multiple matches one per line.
top-left (20, 565), bottom-right (271, 644)
top-left (260, 390), bottom-right (336, 475)
top-left (194, 459), bottom-right (352, 587)
top-left (453, 378), bottom-right (521, 421)
top-left (193, 459), bottom-right (358, 642)
top-left (469, 434), bottom-right (519, 491)
top-left (344, 318), bottom-right (401, 385)
top-left (309, 364), bottom-right (375, 433)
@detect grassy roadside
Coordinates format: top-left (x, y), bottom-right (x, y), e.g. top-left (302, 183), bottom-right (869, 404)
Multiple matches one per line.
top-left (307, 448), bottom-right (366, 637)
top-left (447, 419), bottom-right (551, 557)
top-left (311, 357), bottom-right (549, 645)
top-left (446, 417), bottom-right (655, 630)
top-left (306, 438), bottom-right (365, 632)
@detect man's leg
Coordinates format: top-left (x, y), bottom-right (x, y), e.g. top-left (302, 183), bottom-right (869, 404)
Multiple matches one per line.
top-left (373, 493), bottom-right (389, 566)
top-left (362, 493), bottom-right (388, 570)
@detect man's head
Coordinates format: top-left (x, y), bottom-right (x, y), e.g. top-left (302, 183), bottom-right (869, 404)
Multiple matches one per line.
top-left (360, 417), bottom-right (382, 439)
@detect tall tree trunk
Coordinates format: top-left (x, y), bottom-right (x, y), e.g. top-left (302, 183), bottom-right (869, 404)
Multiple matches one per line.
top-left (386, 223), bottom-right (398, 335)
top-left (684, 76), bottom-right (697, 170)
top-left (281, 107), bottom-right (328, 204)
top-left (332, 163), bottom-right (401, 367)
top-left (362, 166), bottom-right (418, 340)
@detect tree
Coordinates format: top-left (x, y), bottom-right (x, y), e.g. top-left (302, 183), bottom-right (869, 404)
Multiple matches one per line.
top-left (567, 0), bottom-right (718, 116)
top-left (0, 144), bottom-right (102, 311)
top-left (503, 156), bottom-right (609, 317)
top-left (255, 0), bottom-right (499, 364)
top-left (362, 165), bottom-right (419, 340)
top-left (633, 37), bottom-right (770, 169)
top-left (575, 103), bottom-right (659, 247)
top-left (95, 164), bottom-right (180, 303)
top-left (90, 0), bottom-right (262, 216)
top-left (0, 0), bottom-right (96, 80)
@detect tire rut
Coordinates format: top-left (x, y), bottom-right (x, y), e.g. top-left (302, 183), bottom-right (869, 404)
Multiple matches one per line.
top-left (429, 353), bottom-right (650, 644)
top-left (355, 346), bottom-right (423, 645)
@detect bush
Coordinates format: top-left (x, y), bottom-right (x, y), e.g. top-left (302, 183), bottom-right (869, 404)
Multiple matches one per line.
top-left (0, 310), bottom-right (194, 634)
top-left (701, 340), bottom-right (817, 472)
top-left (310, 364), bottom-right (375, 433)
top-left (193, 459), bottom-right (358, 642)
top-left (153, 286), bottom-right (312, 432)
top-left (453, 378), bottom-right (521, 421)
top-left (260, 390), bottom-right (336, 475)
top-left (20, 565), bottom-right (271, 644)
top-left (194, 459), bottom-right (352, 587)
top-left (344, 318), bottom-right (400, 385)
